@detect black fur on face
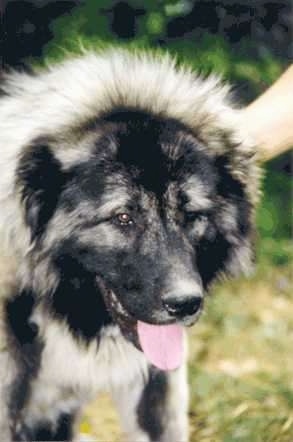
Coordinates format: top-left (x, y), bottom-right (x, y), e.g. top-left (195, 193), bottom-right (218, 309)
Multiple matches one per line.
top-left (17, 140), bottom-right (69, 242)
top-left (17, 109), bottom-right (253, 341)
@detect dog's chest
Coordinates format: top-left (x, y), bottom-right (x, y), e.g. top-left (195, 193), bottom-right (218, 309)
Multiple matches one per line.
top-left (25, 321), bottom-right (148, 422)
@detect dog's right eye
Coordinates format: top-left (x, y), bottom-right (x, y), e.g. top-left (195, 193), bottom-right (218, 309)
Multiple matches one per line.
top-left (185, 211), bottom-right (208, 223)
top-left (116, 213), bottom-right (134, 226)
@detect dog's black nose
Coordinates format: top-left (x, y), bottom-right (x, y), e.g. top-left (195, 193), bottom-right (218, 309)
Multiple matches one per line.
top-left (163, 295), bottom-right (203, 318)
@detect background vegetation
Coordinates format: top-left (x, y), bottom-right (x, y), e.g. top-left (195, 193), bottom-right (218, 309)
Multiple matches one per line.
top-left (2, 1), bottom-right (292, 440)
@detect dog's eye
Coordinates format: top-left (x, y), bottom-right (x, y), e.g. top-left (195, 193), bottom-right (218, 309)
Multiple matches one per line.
top-left (185, 211), bottom-right (208, 223)
top-left (116, 213), bottom-right (134, 226)
top-left (185, 211), bottom-right (210, 237)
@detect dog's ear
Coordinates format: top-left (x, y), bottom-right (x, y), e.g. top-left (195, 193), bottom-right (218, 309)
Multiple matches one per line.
top-left (17, 141), bottom-right (67, 242)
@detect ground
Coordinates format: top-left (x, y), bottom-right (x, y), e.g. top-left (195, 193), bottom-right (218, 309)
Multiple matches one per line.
top-left (80, 258), bottom-right (293, 441)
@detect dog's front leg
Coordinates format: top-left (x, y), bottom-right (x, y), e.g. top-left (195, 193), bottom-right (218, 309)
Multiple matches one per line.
top-left (111, 361), bottom-right (189, 442)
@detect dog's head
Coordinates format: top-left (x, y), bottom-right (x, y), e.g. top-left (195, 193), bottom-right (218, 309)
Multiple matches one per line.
top-left (13, 52), bottom-right (259, 370)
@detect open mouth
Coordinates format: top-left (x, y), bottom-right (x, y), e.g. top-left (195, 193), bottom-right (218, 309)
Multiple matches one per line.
top-left (97, 276), bottom-right (202, 371)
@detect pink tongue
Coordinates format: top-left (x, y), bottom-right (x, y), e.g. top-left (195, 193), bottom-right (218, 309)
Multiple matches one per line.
top-left (137, 321), bottom-right (183, 371)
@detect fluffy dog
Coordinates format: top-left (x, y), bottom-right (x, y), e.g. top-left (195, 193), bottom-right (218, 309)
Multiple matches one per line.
top-left (0, 49), bottom-right (260, 441)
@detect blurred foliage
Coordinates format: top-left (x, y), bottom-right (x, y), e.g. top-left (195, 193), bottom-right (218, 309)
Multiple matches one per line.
top-left (257, 165), bottom-right (291, 240)
top-left (256, 155), bottom-right (292, 268)
top-left (43, 0), bottom-right (287, 99)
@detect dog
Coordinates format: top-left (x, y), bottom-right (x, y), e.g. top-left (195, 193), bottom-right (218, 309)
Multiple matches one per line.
top-left (0, 49), bottom-right (260, 441)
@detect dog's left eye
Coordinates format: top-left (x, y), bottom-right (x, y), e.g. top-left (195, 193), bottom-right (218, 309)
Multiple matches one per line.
top-left (116, 213), bottom-right (134, 226)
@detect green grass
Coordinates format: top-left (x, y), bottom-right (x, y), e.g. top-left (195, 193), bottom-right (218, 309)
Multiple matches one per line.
top-left (187, 258), bottom-right (293, 441)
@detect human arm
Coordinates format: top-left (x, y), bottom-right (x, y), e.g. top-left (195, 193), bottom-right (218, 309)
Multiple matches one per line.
top-left (240, 65), bottom-right (293, 161)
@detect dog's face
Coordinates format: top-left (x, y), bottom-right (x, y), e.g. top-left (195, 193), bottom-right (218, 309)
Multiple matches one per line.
top-left (18, 109), bottom-right (253, 360)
